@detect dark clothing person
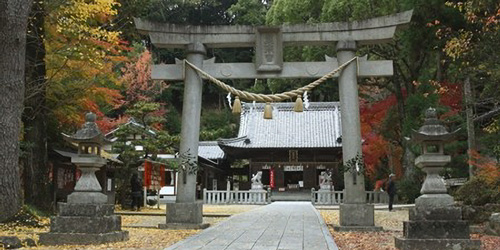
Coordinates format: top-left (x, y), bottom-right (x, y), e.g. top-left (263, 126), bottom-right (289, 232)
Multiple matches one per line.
top-left (387, 175), bottom-right (397, 211)
top-left (130, 173), bottom-right (142, 211)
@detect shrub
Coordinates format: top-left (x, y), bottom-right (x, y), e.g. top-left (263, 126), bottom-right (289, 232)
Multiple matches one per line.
top-left (396, 175), bottom-right (423, 204)
top-left (454, 151), bottom-right (500, 206)
top-left (455, 177), bottom-right (500, 206)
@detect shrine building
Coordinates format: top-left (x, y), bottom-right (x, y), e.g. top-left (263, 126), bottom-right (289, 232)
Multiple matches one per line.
top-left (218, 102), bottom-right (343, 191)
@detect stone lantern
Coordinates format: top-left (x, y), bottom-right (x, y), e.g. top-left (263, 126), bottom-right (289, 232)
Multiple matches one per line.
top-left (64, 112), bottom-right (108, 204)
top-left (411, 107), bottom-right (459, 208)
top-left (395, 108), bottom-right (480, 250)
top-left (39, 112), bottom-right (128, 245)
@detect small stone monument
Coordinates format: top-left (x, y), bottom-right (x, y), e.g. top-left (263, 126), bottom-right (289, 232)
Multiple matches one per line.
top-left (251, 171), bottom-right (264, 190)
top-left (39, 113), bottom-right (128, 245)
top-left (395, 108), bottom-right (480, 250)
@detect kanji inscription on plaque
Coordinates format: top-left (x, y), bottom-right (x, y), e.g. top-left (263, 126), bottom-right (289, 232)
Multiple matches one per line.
top-left (255, 27), bottom-right (283, 72)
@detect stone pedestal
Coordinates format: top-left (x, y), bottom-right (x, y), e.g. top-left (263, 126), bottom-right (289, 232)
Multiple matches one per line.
top-left (251, 183), bottom-right (264, 190)
top-left (395, 206), bottom-right (480, 250)
top-left (395, 174), bottom-right (480, 249)
top-left (333, 204), bottom-right (382, 232)
top-left (67, 162), bottom-right (108, 204)
top-left (159, 202), bottom-right (209, 229)
top-left (39, 203), bottom-right (128, 245)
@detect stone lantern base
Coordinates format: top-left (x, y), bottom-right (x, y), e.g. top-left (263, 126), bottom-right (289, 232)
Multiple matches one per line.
top-left (395, 205), bottom-right (480, 250)
top-left (39, 203), bottom-right (128, 245)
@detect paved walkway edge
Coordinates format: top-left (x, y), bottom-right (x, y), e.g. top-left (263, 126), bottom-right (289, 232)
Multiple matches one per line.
top-left (312, 206), bottom-right (339, 250)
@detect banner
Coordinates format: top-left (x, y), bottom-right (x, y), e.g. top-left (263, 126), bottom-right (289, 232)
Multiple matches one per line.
top-left (144, 161), bottom-right (152, 188)
top-left (160, 166), bottom-right (165, 186)
top-left (270, 168), bottom-right (275, 188)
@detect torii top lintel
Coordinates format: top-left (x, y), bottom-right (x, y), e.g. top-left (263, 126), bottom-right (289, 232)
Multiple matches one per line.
top-left (134, 10), bottom-right (412, 49)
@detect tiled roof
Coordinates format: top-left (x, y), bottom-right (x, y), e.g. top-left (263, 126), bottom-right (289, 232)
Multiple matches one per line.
top-left (218, 102), bottom-right (342, 149)
top-left (105, 118), bottom-right (156, 140)
top-left (198, 141), bottom-right (226, 160)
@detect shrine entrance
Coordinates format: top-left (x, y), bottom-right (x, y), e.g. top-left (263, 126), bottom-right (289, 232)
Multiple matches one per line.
top-left (135, 10), bottom-right (413, 230)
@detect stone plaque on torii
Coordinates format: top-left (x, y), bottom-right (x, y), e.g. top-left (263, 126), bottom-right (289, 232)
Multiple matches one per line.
top-left (135, 10), bottom-right (412, 230)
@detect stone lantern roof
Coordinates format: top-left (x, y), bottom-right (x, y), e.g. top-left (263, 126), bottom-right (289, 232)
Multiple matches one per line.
top-left (411, 108), bottom-right (460, 143)
top-left (62, 112), bottom-right (108, 145)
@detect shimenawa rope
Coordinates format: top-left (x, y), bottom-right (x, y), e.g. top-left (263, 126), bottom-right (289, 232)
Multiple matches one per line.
top-left (183, 56), bottom-right (358, 103)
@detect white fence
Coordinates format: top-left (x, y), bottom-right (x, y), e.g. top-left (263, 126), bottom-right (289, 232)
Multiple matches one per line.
top-left (311, 189), bottom-right (390, 205)
top-left (311, 190), bottom-right (344, 204)
top-left (203, 188), bottom-right (390, 205)
top-left (203, 189), bottom-right (270, 204)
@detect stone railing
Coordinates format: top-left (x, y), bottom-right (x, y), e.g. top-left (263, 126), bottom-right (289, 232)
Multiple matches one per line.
top-left (311, 189), bottom-right (390, 205)
top-left (203, 189), bottom-right (270, 205)
top-left (311, 189), bottom-right (345, 205)
top-left (366, 190), bottom-right (390, 204)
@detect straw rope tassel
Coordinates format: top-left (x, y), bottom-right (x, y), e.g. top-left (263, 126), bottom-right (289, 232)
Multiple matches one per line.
top-left (264, 102), bottom-right (273, 119)
top-left (232, 96), bottom-right (242, 114)
top-left (294, 95), bottom-right (303, 112)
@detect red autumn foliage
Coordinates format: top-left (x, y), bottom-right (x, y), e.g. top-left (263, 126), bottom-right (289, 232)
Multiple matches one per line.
top-left (360, 94), bottom-right (400, 181)
top-left (80, 98), bottom-right (128, 133)
top-left (438, 81), bottom-right (462, 118)
top-left (120, 50), bottom-right (168, 105)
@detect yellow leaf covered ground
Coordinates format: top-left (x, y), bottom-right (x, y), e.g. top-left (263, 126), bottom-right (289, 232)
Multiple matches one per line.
top-left (0, 205), bottom-right (259, 250)
top-left (2, 206), bottom-right (499, 249)
top-left (320, 209), bottom-right (500, 250)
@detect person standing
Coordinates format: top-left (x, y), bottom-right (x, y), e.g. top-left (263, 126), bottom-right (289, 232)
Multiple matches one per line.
top-left (130, 173), bottom-right (142, 211)
top-left (387, 173), bottom-right (397, 211)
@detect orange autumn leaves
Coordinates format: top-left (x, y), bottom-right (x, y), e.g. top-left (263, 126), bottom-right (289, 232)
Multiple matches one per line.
top-left (359, 81), bottom-right (462, 182)
top-left (360, 93), bottom-right (403, 181)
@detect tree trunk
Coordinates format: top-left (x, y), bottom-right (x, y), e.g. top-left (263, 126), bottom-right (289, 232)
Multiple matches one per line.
top-left (22, 0), bottom-right (51, 210)
top-left (464, 76), bottom-right (476, 177)
top-left (0, 0), bottom-right (34, 222)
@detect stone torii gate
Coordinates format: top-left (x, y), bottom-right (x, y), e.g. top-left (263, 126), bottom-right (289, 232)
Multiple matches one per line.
top-left (135, 10), bottom-right (412, 230)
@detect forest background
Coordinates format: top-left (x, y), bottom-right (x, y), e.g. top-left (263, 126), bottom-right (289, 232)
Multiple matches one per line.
top-left (0, 0), bottom-right (499, 221)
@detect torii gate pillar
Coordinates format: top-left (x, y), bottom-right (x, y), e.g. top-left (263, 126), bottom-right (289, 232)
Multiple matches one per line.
top-left (160, 42), bottom-right (209, 229)
top-left (335, 41), bottom-right (382, 231)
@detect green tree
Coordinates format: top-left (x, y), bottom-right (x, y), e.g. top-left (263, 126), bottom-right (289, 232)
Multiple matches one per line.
top-left (228, 0), bottom-right (268, 25)
top-left (112, 101), bottom-right (174, 204)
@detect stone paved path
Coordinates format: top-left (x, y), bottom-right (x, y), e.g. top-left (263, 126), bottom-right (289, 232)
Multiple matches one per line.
top-left (166, 202), bottom-right (338, 250)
